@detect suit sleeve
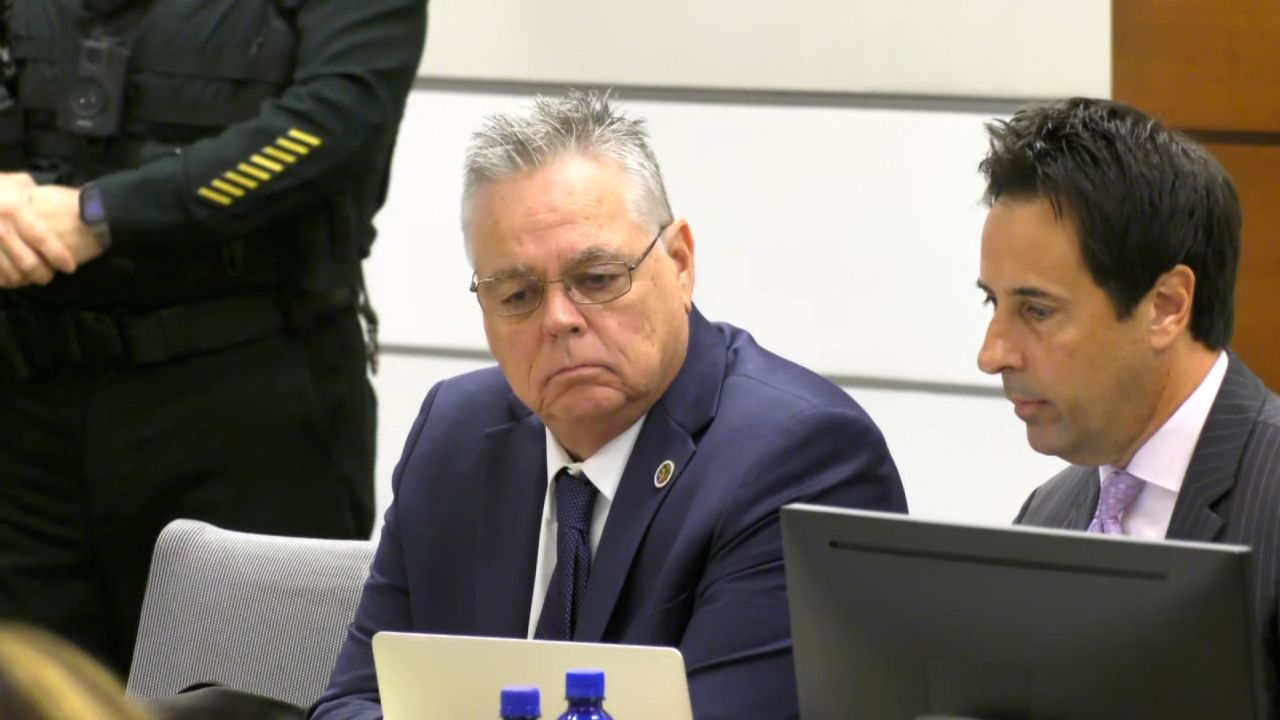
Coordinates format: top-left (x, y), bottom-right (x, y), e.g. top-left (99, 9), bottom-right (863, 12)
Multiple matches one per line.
top-left (95, 0), bottom-right (427, 250)
top-left (309, 383), bottom-right (440, 720)
top-left (679, 405), bottom-right (908, 720)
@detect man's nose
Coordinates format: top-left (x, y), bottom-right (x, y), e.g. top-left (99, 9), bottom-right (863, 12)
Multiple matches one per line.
top-left (977, 317), bottom-right (1019, 375)
top-left (541, 282), bottom-right (585, 336)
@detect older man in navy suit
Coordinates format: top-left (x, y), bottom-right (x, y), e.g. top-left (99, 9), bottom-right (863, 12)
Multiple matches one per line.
top-left (312, 90), bottom-right (907, 720)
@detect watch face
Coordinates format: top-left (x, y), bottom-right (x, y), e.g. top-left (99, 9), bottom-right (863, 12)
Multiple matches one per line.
top-left (81, 185), bottom-right (107, 226)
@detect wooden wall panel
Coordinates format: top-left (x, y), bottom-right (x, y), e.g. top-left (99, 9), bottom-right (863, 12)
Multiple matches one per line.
top-left (1115, 2), bottom-right (1280, 389)
top-left (1203, 144), bottom-right (1280, 388)
top-left (1114, 0), bottom-right (1280, 133)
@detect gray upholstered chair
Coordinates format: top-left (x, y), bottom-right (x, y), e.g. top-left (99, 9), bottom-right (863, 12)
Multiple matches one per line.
top-left (125, 519), bottom-right (374, 709)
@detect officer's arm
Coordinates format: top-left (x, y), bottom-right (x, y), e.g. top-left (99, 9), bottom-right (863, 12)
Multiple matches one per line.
top-left (92, 0), bottom-right (427, 251)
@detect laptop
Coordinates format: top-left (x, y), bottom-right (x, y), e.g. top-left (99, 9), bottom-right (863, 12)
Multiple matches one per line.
top-left (372, 632), bottom-right (693, 719)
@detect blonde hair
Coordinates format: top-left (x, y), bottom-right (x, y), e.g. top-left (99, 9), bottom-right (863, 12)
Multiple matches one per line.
top-left (0, 624), bottom-right (152, 720)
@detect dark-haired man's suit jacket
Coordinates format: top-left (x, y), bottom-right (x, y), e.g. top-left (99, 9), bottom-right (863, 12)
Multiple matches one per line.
top-left (1015, 353), bottom-right (1280, 710)
top-left (312, 308), bottom-right (908, 720)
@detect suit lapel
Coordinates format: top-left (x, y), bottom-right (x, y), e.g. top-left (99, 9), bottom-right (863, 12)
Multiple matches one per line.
top-left (573, 406), bottom-right (696, 641)
top-left (1166, 353), bottom-right (1266, 541)
top-left (473, 408), bottom-right (547, 638)
top-left (1062, 471), bottom-right (1099, 531)
top-left (573, 308), bottom-right (725, 642)
top-left (1028, 466), bottom-right (1099, 531)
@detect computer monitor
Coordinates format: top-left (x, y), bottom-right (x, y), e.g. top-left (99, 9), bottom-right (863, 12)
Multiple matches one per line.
top-left (781, 504), bottom-right (1266, 720)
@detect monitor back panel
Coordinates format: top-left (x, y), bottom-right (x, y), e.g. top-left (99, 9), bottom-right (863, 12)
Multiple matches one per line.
top-left (781, 504), bottom-right (1263, 720)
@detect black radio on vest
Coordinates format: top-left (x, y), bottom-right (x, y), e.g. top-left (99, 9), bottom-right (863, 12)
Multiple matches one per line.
top-left (0, 0), bottom-right (428, 681)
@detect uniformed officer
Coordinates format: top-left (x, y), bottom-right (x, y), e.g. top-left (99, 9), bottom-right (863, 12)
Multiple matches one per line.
top-left (0, 0), bottom-right (428, 675)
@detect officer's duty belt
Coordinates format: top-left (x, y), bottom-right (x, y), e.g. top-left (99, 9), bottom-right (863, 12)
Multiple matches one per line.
top-left (0, 292), bottom-right (289, 382)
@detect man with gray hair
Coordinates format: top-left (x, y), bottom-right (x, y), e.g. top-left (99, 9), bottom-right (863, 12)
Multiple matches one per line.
top-left (312, 90), bottom-right (907, 719)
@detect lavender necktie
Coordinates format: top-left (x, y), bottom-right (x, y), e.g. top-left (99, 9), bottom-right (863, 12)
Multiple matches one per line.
top-left (535, 468), bottom-right (598, 640)
top-left (1087, 470), bottom-right (1145, 535)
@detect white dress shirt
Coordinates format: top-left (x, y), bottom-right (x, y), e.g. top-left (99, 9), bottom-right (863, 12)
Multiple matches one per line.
top-left (526, 416), bottom-right (646, 638)
top-left (1100, 351), bottom-right (1229, 539)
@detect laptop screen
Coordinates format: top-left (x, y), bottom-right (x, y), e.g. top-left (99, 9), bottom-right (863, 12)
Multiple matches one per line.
top-left (372, 632), bottom-right (692, 719)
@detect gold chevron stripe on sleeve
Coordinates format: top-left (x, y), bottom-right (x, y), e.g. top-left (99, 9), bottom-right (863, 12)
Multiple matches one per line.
top-left (198, 187), bottom-right (233, 206)
top-left (223, 170), bottom-right (259, 190)
top-left (262, 146), bottom-right (297, 164)
top-left (276, 137), bottom-right (310, 155)
top-left (210, 179), bottom-right (245, 197)
top-left (250, 154), bottom-right (285, 173)
top-left (237, 163), bottom-right (272, 181)
top-left (287, 128), bottom-right (323, 147)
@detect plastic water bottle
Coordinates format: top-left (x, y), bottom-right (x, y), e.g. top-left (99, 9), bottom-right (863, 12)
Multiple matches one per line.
top-left (501, 685), bottom-right (541, 720)
top-left (556, 669), bottom-right (614, 720)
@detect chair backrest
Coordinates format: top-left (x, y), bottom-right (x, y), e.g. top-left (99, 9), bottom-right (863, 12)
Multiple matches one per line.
top-left (125, 519), bottom-right (374, 709)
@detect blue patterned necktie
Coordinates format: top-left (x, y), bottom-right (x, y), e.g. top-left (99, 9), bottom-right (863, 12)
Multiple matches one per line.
top-left (535, 468), bottom-right (599, 640)
top-left (1087, 470), bottom-right (1145, 535)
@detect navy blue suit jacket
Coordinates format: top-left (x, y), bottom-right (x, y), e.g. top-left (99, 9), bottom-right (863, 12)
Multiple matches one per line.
top-left (312, 309), bottom-right (907, 719)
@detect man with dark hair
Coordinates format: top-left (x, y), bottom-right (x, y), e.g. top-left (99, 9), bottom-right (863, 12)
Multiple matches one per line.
top-left (976, 97), bottom-right (1280, 704)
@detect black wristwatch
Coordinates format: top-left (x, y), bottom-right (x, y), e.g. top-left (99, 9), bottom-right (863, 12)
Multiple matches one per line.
top-left (79, 182), bottom-right (112, 250)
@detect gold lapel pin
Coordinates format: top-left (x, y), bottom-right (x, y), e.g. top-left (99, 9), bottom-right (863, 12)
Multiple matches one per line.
top-left (654, 460), bottom-right (676, 488)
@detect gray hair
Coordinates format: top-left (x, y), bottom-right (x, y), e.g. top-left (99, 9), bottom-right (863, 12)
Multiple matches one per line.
top-left (461, 89), bottom-right (674, 264)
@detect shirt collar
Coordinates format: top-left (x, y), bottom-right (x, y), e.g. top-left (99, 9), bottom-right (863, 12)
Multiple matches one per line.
top-left (544, 415), bottom-right (646, 506)
top-left (1101, 351), bottom-right (1229, 492)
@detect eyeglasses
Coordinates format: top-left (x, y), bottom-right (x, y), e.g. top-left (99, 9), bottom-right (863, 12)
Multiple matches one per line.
top-left (470, 226), bottom-right (668, 317)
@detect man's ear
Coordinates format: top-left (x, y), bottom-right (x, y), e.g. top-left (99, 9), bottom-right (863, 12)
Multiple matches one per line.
top-left (663, 219), bottom-right (695, 311)
top-left (1148, 264), bottom-right (1196, 350)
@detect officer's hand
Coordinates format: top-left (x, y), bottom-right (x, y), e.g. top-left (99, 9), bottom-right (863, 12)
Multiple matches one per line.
top-left (28, 185), bottom-right (106, 272)
top-left (0, 172), bottom-right (67, 289)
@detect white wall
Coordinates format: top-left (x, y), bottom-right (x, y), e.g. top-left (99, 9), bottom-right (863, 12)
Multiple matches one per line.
top-left (421, 0), bottom-right (1111, 99)
top-left (365, 88), bottom-right (1068, 530)
top-left (364, 0), bottom-right (1111, 531)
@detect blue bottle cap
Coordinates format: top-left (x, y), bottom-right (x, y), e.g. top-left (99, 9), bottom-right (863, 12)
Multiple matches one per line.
top-left (565, 669), bottom-right (606, 700)
top-left (500, 685), bottom-right (540, 718)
